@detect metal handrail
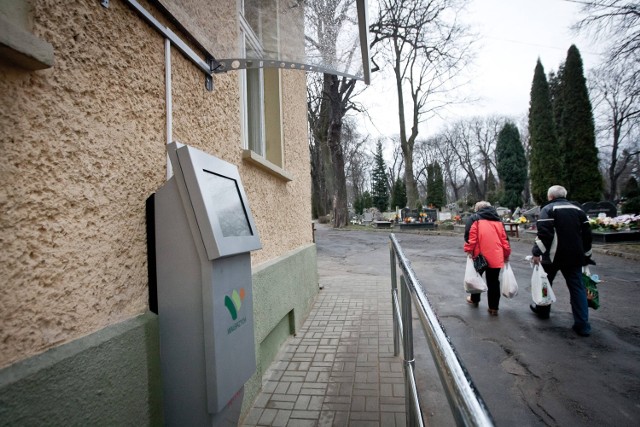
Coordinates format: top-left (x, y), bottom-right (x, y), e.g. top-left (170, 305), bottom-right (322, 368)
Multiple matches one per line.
top-left (389, 233), bottom-right (495, 427)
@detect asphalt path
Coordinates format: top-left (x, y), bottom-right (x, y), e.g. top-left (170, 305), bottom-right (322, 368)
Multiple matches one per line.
top-left (315, 225), bottom-right (640, 427)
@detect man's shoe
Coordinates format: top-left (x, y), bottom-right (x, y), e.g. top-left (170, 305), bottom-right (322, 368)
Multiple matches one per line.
top-left (529, 304), bottom-right (549, 319)
top-left (572, 325), bottom-right (591, 337)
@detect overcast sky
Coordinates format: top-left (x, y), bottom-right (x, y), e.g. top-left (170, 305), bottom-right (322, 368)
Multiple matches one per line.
top-left (357, 0), bottom-right (603, 141)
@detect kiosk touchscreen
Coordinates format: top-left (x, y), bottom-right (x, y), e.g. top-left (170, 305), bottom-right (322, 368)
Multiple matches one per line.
top-left (154, 142), bottom-right (261, 425)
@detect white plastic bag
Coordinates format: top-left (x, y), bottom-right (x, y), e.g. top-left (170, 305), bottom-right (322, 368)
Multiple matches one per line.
top-left (464, 257), bottom-right (487, 294)
top-left (531, 265), bottom-right (556, 306)
top-left (501, 262), bottom-right (518, 298)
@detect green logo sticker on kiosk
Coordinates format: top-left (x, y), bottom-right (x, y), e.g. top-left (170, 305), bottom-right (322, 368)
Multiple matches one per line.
top-left (224, 288), bottom-right (246, 320)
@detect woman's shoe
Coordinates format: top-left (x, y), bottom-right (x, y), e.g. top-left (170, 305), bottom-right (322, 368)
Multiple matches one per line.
top-left (466, 296), bottom-right (478, 307)
top-left (488, 309), bottom-right (499, 316)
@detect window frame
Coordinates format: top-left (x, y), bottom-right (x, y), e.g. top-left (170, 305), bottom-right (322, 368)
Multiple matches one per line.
top-left (238, 1), bottom-right (289, 181)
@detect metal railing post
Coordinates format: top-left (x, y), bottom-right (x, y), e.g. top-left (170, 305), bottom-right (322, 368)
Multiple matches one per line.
top-left (400, 274), bottom-right (418, 427)
top-left (389, 233), bottom-right (495, 427)
top-left (390, 243), bottom-right (400, 356)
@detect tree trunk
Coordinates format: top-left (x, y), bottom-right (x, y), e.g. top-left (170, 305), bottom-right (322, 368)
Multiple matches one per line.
top-left (394, 56), bottom-right (419, 208)
top-left (326, 74), bottom-right (349, 228)
top-left (608, 117), bottom-right (621, 200)
top-left (310, 141), bottom-right (328, 218)
top-left (403, 147), bottom-right (418, 207)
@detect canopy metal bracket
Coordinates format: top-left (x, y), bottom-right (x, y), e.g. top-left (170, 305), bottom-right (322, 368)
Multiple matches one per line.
top-left (105, 0), bottom-right (218, 91)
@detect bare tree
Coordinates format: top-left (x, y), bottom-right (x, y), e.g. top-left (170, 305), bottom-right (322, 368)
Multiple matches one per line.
top-left (438, 116), bottom-right (506, 202)
top-left (428, 134), bottom-right (466, 203)
top-left (370, 0), bottom-right (474, 208)
top-left (342, 119), bottom-right (373, 207)
top-left (573, 0), bottom-right (640, 94)
top-left (305, 0), bottom-right (364, 227)
top-left (414, 138), bottom-right (438, 201)
top-left (386, 137), bottom-right (405, 191)
top-left (308, 74), bottom-right (332, 219)
top-left (441, 121), bottom-right (481, 200)
top-left (590, 61), bottom-right (640, 199)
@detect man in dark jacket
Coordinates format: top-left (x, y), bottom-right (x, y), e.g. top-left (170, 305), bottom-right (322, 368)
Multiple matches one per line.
top-left (530, 185), bottom-right (593, 336)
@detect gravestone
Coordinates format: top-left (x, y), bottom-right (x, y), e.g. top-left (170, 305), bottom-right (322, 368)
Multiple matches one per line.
top-left (438, 212), bottom-right (452, 221)
top-left (363, 212), bottom-right (374, 225)
top-left (423, 208), bottom-right (437, 222)
top-left (522, 206), bottom-right (539, 223)
top-left (401, 207), bottom-right (411, 220)
top-left (582, 201), bottom-right (617, 218)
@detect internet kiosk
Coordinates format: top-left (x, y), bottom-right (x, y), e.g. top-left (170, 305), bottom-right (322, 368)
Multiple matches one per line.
top-left (153, 142), bottom-right (261, 425)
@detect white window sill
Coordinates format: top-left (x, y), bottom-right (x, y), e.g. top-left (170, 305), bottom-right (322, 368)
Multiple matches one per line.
top-left (242, 149), bottom-right (293, 182)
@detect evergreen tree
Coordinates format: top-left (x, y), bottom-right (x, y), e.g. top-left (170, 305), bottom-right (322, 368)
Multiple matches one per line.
top-left (622, 176), bottom-right (639, 199)
top-left (559, 45), bottom-right (602, 203)
top-left (391, 177), bottom-right (407, 210)
top-left (362, 191), bottom-right (373, 209)
top-left (371, 141), bottom-right (390, 212)
top-left (529, 59), bottom-right (564, 204)
top-left (354, 195), bottom-right (364, 215)
top-left (485, 170), bottom-right (499, 204)
top-left (548, 65), bottom-right (566, 163)
top-left (426, 162), bottom-right (446, 208)
top-left (496, 122), bottom-right (528, 210)
top-left (354, 191), bottom-right (374, 215)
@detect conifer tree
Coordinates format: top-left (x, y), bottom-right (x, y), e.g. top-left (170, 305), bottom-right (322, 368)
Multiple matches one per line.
top-left (622, 176), bottom-right (639, 199)
top-left (354, 191), bottom-right (374, 215)
top-left (496, 122), bottom-right (528, 210)
top-left (529, 59), bottom-right (564, 204)
top-left (548, 66), bottom-right (566, 159)
top-left (426, 162), bottom-right (446, 208)
top-left (559, 45), bottom-right (602, 202)
top-left (371, 141), bottom-right (390, 213)
top-left (362, 191), bottom-right (373, 210)
top-left (485, 170), bottom-right (499, 204)
top-left (391, 177), bottom-right (407, 210)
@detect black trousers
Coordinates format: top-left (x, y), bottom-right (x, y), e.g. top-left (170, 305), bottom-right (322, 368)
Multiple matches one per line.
top-left (470, 267), bottom-right (501, 310)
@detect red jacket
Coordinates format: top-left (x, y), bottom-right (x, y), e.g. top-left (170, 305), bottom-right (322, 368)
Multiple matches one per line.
top-left (463, 219), bottom-right (511, 268)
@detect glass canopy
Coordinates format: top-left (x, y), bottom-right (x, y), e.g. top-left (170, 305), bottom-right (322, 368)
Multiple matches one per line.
top-left (156, 0), bottom-right (370, 84)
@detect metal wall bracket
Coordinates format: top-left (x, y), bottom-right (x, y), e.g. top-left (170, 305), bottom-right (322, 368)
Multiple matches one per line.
top-left (204, 57), bottom-right (222, 92)
top-left (112, 0), bottom-right (218, 92)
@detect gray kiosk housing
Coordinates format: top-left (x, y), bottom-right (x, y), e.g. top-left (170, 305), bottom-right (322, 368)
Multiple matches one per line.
top-left (154, 142), bottom-right (261, 425)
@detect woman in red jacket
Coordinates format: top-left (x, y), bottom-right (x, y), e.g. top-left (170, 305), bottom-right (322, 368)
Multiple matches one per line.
top-left (463, 201), bottom-right (512, 315)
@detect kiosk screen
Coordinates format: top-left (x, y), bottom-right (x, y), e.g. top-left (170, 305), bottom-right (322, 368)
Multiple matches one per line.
top-left (203, 170), bottom-right (253, 237)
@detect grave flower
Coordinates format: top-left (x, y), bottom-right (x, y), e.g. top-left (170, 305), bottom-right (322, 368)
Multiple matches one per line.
top-left (589, 214), bottom-right (640, 232)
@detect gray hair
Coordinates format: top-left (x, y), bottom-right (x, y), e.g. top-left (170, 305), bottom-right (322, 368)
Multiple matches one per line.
top-left (474, 201), bottom-right (491, 211)
top-left (547, 185), bottom-right (567, 200)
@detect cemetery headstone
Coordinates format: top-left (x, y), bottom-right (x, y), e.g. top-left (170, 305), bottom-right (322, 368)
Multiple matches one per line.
top-left (582, 201), bottom-right (617, 218)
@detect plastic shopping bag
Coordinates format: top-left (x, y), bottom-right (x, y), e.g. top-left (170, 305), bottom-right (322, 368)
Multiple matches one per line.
top-left (464, 256), bottom-right (487, 294)
top-left (583, 266), bottom-right (600, 310)
top-left (531, 265), bottom-right (556, 306)
top-left (501, 262), bottom-right (518, 298)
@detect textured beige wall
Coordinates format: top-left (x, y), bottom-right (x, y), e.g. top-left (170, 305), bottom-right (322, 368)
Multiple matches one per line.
top-left (0, 0), bottom-right (312, 368)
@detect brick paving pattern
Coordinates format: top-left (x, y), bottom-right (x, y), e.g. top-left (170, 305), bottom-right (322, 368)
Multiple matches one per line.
top-left (242, 278), bottom-right (406, 427)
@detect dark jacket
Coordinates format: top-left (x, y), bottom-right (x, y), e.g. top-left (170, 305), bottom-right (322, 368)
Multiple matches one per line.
top-left (532, 197), bottom-right (592, 267)
top-left (464, 207), bottom-right (503, 243)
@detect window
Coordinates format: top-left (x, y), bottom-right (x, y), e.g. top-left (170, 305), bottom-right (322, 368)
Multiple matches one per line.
top-left (239, 1), bottom-right (289, 180)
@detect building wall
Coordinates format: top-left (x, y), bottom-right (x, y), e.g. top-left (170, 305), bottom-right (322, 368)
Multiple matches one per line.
top-left (0, 313), bottom-right (163, 426)
top-left (246, 243), bottom-right (318, 410)
top-left (0, 0), bottom-right (317, 423)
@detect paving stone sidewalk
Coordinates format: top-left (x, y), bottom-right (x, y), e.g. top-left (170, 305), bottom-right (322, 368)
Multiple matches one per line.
top-left (241, 277), bottom-right (406, 427)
